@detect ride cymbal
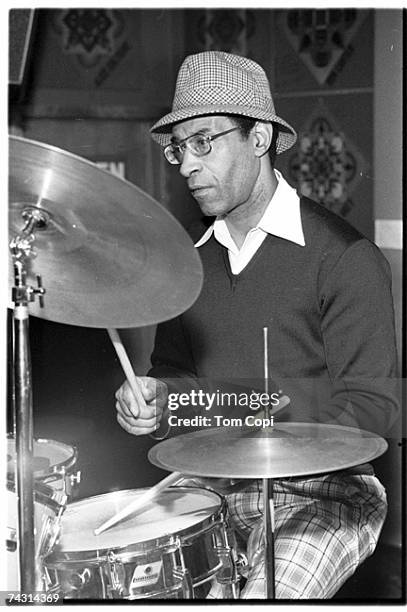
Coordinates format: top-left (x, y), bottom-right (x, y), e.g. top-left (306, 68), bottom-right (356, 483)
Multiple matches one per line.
top-left (9, 135), bottom-right (203, 328)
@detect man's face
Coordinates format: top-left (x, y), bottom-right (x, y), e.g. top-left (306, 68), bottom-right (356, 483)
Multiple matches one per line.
top-left (171, 115), bottom-right (260, 217)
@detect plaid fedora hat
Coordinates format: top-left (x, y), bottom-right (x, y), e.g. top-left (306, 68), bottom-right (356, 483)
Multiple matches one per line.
top-left (150, 51), bottom-right (297, 154)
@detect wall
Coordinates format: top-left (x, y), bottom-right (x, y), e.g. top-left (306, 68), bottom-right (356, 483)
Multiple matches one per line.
top-left (372, 10), bottom-right (403, 549)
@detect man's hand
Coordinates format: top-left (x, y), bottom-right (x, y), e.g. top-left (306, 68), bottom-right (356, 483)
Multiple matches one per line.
top-left (115, 376), bottom-right (168, 436)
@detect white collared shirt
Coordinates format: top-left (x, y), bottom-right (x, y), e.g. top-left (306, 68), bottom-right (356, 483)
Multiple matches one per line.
top-left (194, 170), bottom-right (305, 274)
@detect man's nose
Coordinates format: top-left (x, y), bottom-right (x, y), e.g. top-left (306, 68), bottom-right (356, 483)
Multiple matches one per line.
top-left (179, 148), bottom-right (201, 178)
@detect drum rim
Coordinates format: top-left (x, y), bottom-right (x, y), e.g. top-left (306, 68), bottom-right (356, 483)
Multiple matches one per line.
top-left (7, 478), bottom-right (65, 513)
top-left (35, 438), bottom-right (78, 473)
top-left (7, 435), bottom-right (78, 476)
top-left (45, 486), bottom-right (225, 559)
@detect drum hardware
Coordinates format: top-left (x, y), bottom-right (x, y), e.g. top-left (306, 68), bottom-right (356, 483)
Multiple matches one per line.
top-left (235, 551), bottom-right (249, 575)
top-left (263, 477), bottom-right (275, 598)
top-left (6, 528), bottom-right (18, 553)
top-left (68, 568), bottom-right (92, 592)
top-left (107, 551), bottom-right (125, 598)
top-left (43, 469), bottom-right (81, 497)
top-left (40, 461), bottom-right (81, 498)
top-left (262, 327), bottom-right (275, 598)
top-left (171, 539), bottom-right (194, 600)
top-left (9, 200), bottom-right (49, 594)
top-left (210, 519), bottom-right (241, 599)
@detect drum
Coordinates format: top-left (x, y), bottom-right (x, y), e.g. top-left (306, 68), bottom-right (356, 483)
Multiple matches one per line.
top-left (7, 480), bottom-right (66, 592)
top-left (7, 437), bottom-right (80, 498)
top-left (43, 487), bottom-right (239, 599)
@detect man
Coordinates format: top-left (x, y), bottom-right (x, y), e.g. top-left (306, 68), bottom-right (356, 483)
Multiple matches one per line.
top-left (115, 51), bottom-right (398, 599)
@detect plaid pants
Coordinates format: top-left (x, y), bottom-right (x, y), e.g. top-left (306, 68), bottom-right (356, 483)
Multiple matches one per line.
top-left (188, 473), bottom-right (387, 600)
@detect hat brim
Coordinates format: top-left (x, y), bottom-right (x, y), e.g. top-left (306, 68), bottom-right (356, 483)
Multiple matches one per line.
top-left (150, 105), bottom-right (297, 154)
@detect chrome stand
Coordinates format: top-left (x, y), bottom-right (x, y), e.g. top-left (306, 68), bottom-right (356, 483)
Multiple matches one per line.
top-left (262, 477), bottom-right (276, 599)
top-left (10, 208), bottom-right (47, 592)
top-left (262, 327), bottom-right (276, 599)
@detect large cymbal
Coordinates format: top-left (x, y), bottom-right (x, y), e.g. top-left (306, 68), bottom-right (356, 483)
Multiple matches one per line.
top-left (148, 423), bottom-right (388, 479)
top-left (9, 135), bottom-right (203, 328)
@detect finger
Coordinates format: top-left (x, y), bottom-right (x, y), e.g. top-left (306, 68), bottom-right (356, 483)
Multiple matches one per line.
top-left (116, 399), bottom-right (163, 423)
top-left (116, 396), bottom-right (139, 420)
top-left (115, 404), bottom-right (161, 428)
top-left (115, 385), bottom-right (143, 419)
top-left (139, 377), bottom-right (169, 405)
top-left (117, 378), bottom-right (146, 402)
top-left (138, 377), bottom-right (158, 402)
top-left (117, 413), bottom-right (160, 436)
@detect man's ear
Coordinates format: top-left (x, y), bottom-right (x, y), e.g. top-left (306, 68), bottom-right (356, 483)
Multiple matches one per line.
top-left (252, 122), bottom-right (273, 158)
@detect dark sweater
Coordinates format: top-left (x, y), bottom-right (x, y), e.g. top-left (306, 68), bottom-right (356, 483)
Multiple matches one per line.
top-left (149, 197), bottom-right (399, 437)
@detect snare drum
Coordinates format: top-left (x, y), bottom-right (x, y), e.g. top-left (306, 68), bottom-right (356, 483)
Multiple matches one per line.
top-left (44, 487), bottom-right (238, 599)
top-left (7, 437), bottom-right (80, 498)
top-left (7, 480), bottom-right (66, 592)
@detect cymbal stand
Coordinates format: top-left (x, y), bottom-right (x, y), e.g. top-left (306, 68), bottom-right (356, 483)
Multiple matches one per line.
top-left (9, 208), bottom-right (47, 593)
top-left (262, 327), bottom-right (276, 598)
top-left (262, 477), bottom-right (276, 598)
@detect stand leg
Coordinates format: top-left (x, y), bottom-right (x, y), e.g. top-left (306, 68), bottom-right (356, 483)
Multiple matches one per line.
top-left (263, 477), bottom-right (275, 599)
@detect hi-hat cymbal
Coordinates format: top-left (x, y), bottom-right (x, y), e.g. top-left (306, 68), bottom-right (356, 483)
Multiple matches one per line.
top-left (148, 423), bottom-right (388, 479)
top-left (9, 135), bottom-right (203, 328)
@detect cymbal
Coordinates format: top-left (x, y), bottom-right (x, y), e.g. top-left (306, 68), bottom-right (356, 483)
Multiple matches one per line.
top-left (9, 135), bottom-right (203, 328)
top-left (148, 423), bottom-right (388, 479)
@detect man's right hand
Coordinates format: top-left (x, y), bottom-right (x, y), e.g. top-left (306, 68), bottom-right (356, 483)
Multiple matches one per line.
top-left (115, 376), bottom-right (168, 436)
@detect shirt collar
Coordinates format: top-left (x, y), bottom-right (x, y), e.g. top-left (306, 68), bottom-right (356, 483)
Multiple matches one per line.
top-left (194, 170), bottom-right (305, 248)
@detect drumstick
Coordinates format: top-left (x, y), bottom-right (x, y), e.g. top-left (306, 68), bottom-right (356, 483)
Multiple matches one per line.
top-left (108, 328), bottom-right (146, 414)
top-left (94, 470), bottom-right (183, 535)
top-left (263, 327), bottom-right (269, 420)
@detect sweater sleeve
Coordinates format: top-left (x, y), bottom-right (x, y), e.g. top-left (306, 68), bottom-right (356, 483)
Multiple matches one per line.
top-left (317, 238), bottom-right (399, 435)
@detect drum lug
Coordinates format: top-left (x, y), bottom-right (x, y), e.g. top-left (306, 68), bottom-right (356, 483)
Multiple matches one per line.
top-left (172, 537), bottom-right (194, 599)
top-left (68, 567), bottom-right (91, 591)
top-left (7, 528), bottom-right (17, 552)
top-left (212, 519), bottom-right (241, 598)
top-left (173, 567), bottom-right (194, 599)
top-left (213, 545), bottom-right (239, 583)
top-left (236, 551), bottom-right (249, 578)
top-left (70, 471), bottom-right (81, 488)
top-left (107, 550), bottom-right (125, 597)
top-left (44, 577), bottom-right (65, 598)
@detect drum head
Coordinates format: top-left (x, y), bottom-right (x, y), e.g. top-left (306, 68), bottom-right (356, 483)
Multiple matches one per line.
top-left (7, 437), bottom-right (76, 477)
top-left (56, 487), bottom-right (221, 553)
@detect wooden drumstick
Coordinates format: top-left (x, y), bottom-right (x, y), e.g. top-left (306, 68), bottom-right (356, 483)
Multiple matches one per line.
top-left (94, 470), bottom-right (183, 535)
top-left (108, 328), bottom-right (147, 414)
top-left (263, 327), bottom-right (270, 420)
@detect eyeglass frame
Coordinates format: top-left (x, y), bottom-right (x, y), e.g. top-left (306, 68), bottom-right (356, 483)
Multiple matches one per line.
top-left (163, 126), bottom-right (242, 165)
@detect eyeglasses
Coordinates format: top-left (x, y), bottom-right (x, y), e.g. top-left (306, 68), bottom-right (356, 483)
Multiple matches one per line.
top-left (164, 127), bottom-right (241, 165)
